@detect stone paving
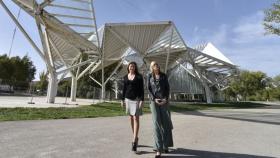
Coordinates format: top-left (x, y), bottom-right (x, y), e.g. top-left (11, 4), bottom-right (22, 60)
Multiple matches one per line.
top-left (0, 103), bottom-right (279, 158)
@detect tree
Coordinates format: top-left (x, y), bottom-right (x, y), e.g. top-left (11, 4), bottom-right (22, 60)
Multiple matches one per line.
top-left (270, 75), bottom-right (280, 100)
top-left (264, 0), bottom-right (280, 35)
top-left (10, 56), bottom-right (26, 89)
top-left (35, 71), bottom-right (48, 94)
top-left (22, 55), bottom-right (36, 82)
top-left (0, 54), bottom-right (36, 91)
top-left (273, 75), bottom-right (280, 87)
top-left (10, 55), bottom-right (36, 90)
top-left (226, 70), bottom-right (267, 101)
top-left (271, 87), bottom-right (280, 100)
top-left (57, 79), bottom-right (71, 97)
top-left (0, 54), bottom-right (14, 89)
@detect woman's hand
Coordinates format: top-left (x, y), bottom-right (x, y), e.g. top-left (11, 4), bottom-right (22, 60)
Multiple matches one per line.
top-left (155, 99), bottom-right (161, 105)
top-left (155, 99), bottom-right (167, 106)
top-left (159, 99), bottom-right (167, 106)
top-left (161, 99), bottom-right (167, 104)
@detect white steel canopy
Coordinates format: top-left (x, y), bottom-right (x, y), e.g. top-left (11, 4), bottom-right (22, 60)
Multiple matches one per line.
top-left (11, 0), bottom-right (100, 66)
top-left (90, 21), bottom-right (174, 72)
top-left (192, 43), bottom-right (236, 75)
top-left (89, 21), bottom-right (238, 103)
top-left (1, 0), bottom-right (100, 103)
top-left (1, 1), bottom-right (238, 103)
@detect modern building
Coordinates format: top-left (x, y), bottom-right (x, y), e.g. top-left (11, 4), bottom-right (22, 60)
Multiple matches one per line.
top-left (0, 0), bottom-right (237, 103)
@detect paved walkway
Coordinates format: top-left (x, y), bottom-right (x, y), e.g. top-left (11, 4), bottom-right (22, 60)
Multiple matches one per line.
top-left (0, 96), bottom-right (100, 108)
top-left (1, 106), bottom-right (280, 158)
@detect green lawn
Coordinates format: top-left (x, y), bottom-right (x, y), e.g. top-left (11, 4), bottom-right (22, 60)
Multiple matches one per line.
top-left (0, 102), bottom-right (269, 121)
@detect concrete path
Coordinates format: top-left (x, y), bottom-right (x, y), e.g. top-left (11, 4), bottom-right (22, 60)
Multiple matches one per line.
top-left (1, 106), bottom-right (280, 158)
top-left (0, 96), bottom-right (100, 108)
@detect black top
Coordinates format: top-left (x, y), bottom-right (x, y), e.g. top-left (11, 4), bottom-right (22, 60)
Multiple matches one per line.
top-left (147, 72), bottom-right (170, 101)
top-left (122, 74), bottom-right (144, 101)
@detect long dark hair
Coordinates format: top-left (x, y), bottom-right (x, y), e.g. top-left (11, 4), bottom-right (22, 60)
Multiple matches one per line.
top-left (127, 61), bottom-right (139, 75)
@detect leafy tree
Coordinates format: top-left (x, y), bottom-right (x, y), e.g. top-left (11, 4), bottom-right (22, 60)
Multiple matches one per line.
top-left (57, 79), bottom-right (71, 97)
top-left (269, 75), bottom-right (280, 100)
top-left (0, 54), bottom-right (36, 91)
top-left (10, 56), bottom-right (26, 89)
top-left (271, 87), bottom-right (280, 100)
top-left (35, 71), bottom-right (48, 94)
top-left (273, 75), bottom-right (280, 87)
top-left (226, 70), bottom-right (267, 101)
top-left (0, 54), bottom-right (14, 89)
top-left (264, 0), bottom-right (280, 35)
top-left (22, 55), bottom-right (36, 81)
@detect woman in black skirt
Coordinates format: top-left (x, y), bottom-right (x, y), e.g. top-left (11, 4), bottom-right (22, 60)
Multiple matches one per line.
top-left (121, 61), bottom-right (144, 152)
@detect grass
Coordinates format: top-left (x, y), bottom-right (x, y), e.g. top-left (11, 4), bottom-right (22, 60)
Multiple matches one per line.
top-left (0, 102), bottom-right (269, 121)
top-left (0, 102), bottom-right (150, 121)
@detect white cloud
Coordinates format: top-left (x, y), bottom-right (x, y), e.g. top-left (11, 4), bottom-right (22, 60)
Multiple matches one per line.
top-left (211, 24), bottom-right (228, 45)
top-left (191, 11), bottom-right (278, 45)
top-left (228, 12), bottom-right (280, 76)
top-left (232, 11), bottom-right (277, 43)
top-left (193, 26), bottom-right (199, 34)
top-left (224, 44), bottom-right (280, 77)
top-left (190, 24), bottom-right (228, 46)
top-left (189, 11), bottom-right (280, 77)
top-left (117, 0), bottom-right (160, 20)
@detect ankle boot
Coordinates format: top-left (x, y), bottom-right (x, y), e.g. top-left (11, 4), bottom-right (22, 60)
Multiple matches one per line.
top-left (132, 137), bottom-right (138, 152)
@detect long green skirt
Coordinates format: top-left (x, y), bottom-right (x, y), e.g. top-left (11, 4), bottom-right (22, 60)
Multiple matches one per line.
top-left (150, 101), bottom-right (174, 152)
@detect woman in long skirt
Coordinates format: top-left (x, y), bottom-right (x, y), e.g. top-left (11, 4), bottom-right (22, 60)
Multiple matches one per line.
top-left (147, 61), bottom-right (173, 158)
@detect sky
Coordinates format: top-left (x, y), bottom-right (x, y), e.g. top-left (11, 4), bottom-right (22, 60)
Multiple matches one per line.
top-left (0, 0), bottom-right (279, 80)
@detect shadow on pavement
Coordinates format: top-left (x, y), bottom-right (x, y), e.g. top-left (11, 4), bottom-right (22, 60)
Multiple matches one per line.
top-left (162, 148), bottom-right (275, 158)
top-left (175, 110), bottom-right (280, 126)
top-left (136, 145), bottom-right (155, 155)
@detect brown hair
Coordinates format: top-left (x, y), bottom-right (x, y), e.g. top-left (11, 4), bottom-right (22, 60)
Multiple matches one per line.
top-left (127, 61), bottom-right (139, 75)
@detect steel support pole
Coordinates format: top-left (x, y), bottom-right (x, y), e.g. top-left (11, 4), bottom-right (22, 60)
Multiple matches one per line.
top-left (70, 75), bottom-right (77, 101)
top-left (104, 60), bottom-right (123, 85)
top-left (89, 75), bottom-right (102, 87)
top-left (101, 56), bottom-right (105, 101)
top-left (202, 81), bottom-right (212, 103)
top-left (193, 66), bottom-right (213, 103)
top-left (70, 57), bottom-right (82, 102)
top-left (46, 70), bottom-right (58, 103)
top-left (114, 80), bottom-right (118, 99)
top-left (90, 0), bottom-right (100, 48)
top-left (165, 26), bottom-right (174, 73)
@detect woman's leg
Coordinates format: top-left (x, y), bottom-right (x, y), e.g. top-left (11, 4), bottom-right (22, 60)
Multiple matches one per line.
top-left (130, 115), bottom-right (139, 152)
top-left (130, 115), bottom-right (137, 151)
top-left (130, 115), bottom-right (134, 134)
top-left (133, 116), bottom-right (139, 142)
